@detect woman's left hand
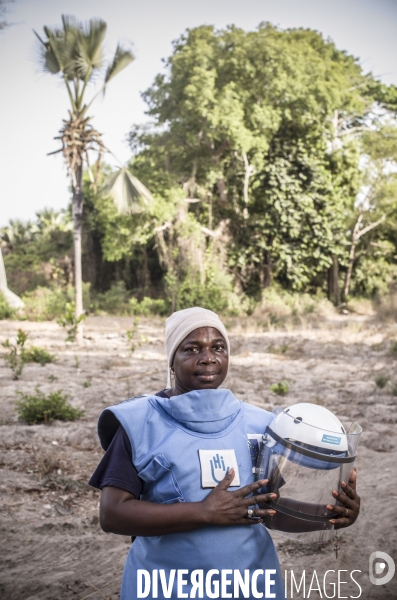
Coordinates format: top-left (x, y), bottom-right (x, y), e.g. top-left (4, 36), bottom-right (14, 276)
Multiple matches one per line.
top-left (327, 468), bottom-right (360, 529)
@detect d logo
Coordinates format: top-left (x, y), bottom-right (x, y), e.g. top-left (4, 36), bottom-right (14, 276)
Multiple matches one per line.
top-left (369, 551), bottom-right (395, 586)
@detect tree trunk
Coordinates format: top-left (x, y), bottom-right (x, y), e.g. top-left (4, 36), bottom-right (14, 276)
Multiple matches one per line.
top-left (262, 251), bottom-right (273, 289)
top-left (72, 164), bottom-right (84, 323)
top-left (327, 255), bottom-right (340, 305)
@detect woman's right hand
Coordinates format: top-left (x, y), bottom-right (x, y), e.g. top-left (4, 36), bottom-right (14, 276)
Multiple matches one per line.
top-left (201, 468), bottom-right (277, 526)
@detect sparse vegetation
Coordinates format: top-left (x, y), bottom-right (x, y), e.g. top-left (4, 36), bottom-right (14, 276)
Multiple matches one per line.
top-left (270, 380), bottom-right (290, 395)
top-left (22, 346), bottom-right (56, 366)
top-left (15, 388), bottom-right (85, 425)
top-left (392, 383), bottom-right (397, 397)
top-left (82, 380), bottom-right (91, 388)
top-left (126, 318), bottom-right (148, 352)
top-left (375, 374), bottom-right (389, 389)
top-left (0, 292), bottom-right (16, 319)
top-left (2, 329), bottom-right (28, 379)
top-left (57, 302), bottom-right (86, 342)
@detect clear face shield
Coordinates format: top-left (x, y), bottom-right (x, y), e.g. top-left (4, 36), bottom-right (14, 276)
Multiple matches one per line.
top-left (255, 407), bottom-right (362, 543)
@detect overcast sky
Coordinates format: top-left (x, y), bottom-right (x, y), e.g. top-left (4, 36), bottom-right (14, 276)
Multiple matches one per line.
top-left (1, 0), bottom-right (396, 227)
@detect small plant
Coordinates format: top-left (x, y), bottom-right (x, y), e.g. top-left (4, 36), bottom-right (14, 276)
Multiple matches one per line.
top-left (22, 346), bottom-right (56, 366)
top-left (126, 318), bottom-right (148, 352)
top-left (15, 388), bottom-right (85, 425)
top-left (391, 341), bottom-right (397, 355)
top-left (82, 380), bottom-right (91, 388)
top-left (268, 344), bottom-right (289, 354)
top-left (0, 292), bottom-right (16, 319)
top-left (74, 354), bottom-right (79, 369)
top-left (48, 374), bottom-right (58, 382)
top-left (2, 329), bottom-right (28, 379)
top-left (392, 384), bottom-right (397, 397)
top-left (270, 381), bottom-right (290, 396)
top-left (57, 302), bottom-right (86, 342)
top-left (375, 374), bottom-right (389, 389)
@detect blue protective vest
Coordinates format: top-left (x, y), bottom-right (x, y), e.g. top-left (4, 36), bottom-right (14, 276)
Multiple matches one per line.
top-left (98, 389), bottom-right (285, 600)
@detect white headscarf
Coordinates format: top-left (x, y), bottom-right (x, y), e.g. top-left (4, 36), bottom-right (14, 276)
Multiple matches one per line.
top-left (165, 306), bottom-right (230, 388)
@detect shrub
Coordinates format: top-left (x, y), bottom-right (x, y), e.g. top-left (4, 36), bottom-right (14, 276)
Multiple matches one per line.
top-left (15, 388), bottom-right (85, 424)
top-left (22, 346), bottom-right (56, 366)
top-left (0, 292), bottom-right (16, 319)
top-left (22, 286), bottom-right (69, 320)
top-left (391, 341), bottom-right (397, 355)
top-left (129, 296), bottom-right (168, 316)
top-left (392, 384), bottom-right (397, 397)
top-left (57, 302), bottom-right (86, 342)
top-left (270, 381), bottom-right (290, 395)
top-left (97, 281), bottom-right (130, 314)
top-left (375, 374), bottom-right (389, 389)
top-left (2, 329), bottom-right (28, 379)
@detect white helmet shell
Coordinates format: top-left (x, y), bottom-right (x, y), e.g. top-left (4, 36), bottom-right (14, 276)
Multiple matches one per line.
top-left (269, 403), bottom-right (348, 453)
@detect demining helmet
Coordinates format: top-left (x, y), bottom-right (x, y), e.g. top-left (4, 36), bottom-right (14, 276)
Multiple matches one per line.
top-left (255, 403), bottom-right (362, 543)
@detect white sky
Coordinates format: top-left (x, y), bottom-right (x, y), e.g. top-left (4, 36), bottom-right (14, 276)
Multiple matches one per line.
top-left (0, 0), bottom-right (396, 227)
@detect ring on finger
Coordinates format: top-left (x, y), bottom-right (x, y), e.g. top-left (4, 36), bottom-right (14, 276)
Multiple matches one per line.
top-left (341, 507), bottom-right (348, 518)
top-left (247, 508), bottom-right (254, 518)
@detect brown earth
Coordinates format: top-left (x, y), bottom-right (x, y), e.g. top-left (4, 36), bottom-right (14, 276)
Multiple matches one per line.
top-left (0, 315), bottom-right (396, 600)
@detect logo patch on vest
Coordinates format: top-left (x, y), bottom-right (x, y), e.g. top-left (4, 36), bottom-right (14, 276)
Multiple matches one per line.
top-left (198, 449), bottom-right (240, 488)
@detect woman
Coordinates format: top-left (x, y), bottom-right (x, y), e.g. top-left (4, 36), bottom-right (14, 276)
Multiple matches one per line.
top-left (90, 307), bottom-right (360, 600)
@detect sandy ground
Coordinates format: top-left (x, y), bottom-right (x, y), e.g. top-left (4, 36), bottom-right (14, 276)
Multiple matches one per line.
top-left (0, 315), bottom-right (396, 600)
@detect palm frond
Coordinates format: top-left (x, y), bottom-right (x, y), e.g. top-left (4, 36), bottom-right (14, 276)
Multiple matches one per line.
top-left (101, 167), bottom-right (153, 214)
top-left (74, 18), bottom-right (106, 79)
top-left (105, 44), bottom-right (134, 85)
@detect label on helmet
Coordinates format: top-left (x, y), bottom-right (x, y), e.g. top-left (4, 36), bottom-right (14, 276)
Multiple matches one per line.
top-left (198, 449), bottom-right (240, 487)
top-left (321, 434), bottom-right (342, 445)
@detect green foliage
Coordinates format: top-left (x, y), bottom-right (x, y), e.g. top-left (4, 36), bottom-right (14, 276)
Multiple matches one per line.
top-left (2, 329), bottom-right (28, 380)
top-left (270, 381), bottom-right (290, 395)
top-left (391, 341), bottom-right (397, 355)
top-left (22, 346), bottom-right (56, 366)
top-left (392, 383), bottom-right (397, 397)
top-left (374, 374), bottom-right (389, 389)
top-left (57, 302), bottom-right (86, 342)
top-left (129, 296), bottom-right (168, 316)
top-left (0, 292), bottom-right (16, 319)
top-left (82, 380), bottom-right (91, 388)
top-left (15, 388), bottom-right (85, 425)
top-left (22, 286), bottom-right (69, 320)
top-left (126, 318), bottom-right (148, 352)
top-left (97, 281), bottom-right (130, 314)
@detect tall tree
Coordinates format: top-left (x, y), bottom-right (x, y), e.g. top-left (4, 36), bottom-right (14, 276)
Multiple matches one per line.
top-left (35, 15), bottom-right (151, 323)
top-left (130, 24), bottom-right (380, 298)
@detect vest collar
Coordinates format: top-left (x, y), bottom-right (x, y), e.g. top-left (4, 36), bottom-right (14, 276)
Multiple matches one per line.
top-left (153, 388), bottom-right (241, 434)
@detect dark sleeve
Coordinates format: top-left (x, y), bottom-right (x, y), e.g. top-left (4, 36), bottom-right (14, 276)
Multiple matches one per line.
top-left (89, 425), bottom-right (143, 498)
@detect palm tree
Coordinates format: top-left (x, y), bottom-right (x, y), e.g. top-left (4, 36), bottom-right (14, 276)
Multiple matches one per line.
top-left (34, 15), bottom-right (153, 324)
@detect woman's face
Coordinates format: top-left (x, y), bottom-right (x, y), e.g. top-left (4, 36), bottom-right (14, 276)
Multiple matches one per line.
top-left (171, 326), bottom-right (229, 395)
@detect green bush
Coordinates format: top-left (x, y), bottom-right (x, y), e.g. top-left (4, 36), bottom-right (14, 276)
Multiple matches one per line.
top-left (129, 296), bottom-right (168, 316)
top-left (270, 381), bottom-right (290, 395)
top-left (22, 346), bottom-right (56, 366)
top-left (97, 281), bottom-right (130, 314)
top-left (375, 374), bottom-right (389, 389)
top-left (57, 302), bottom-right (86, 342)
top-left (2, 329), bottom-right (28, 379)
top-left (0, 292), bottom-right (16, 319)
top-left (22, 286), bottom-right (69, 320)
top-left (15, 388), bottom-right (85, 424)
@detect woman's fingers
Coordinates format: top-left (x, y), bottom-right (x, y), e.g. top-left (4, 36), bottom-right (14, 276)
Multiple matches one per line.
top-left (234, 478), bottom-right (269, 498)
top-left (243, 492), bottom-right (277, 506)
top-left (216, 468), bottom-right (236, 490)
top-left (340, 481), bottom-right (357, 501)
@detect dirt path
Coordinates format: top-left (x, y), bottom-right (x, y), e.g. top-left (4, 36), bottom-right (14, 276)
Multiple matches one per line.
top-left (0, 316), bottom-right (396, 599)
